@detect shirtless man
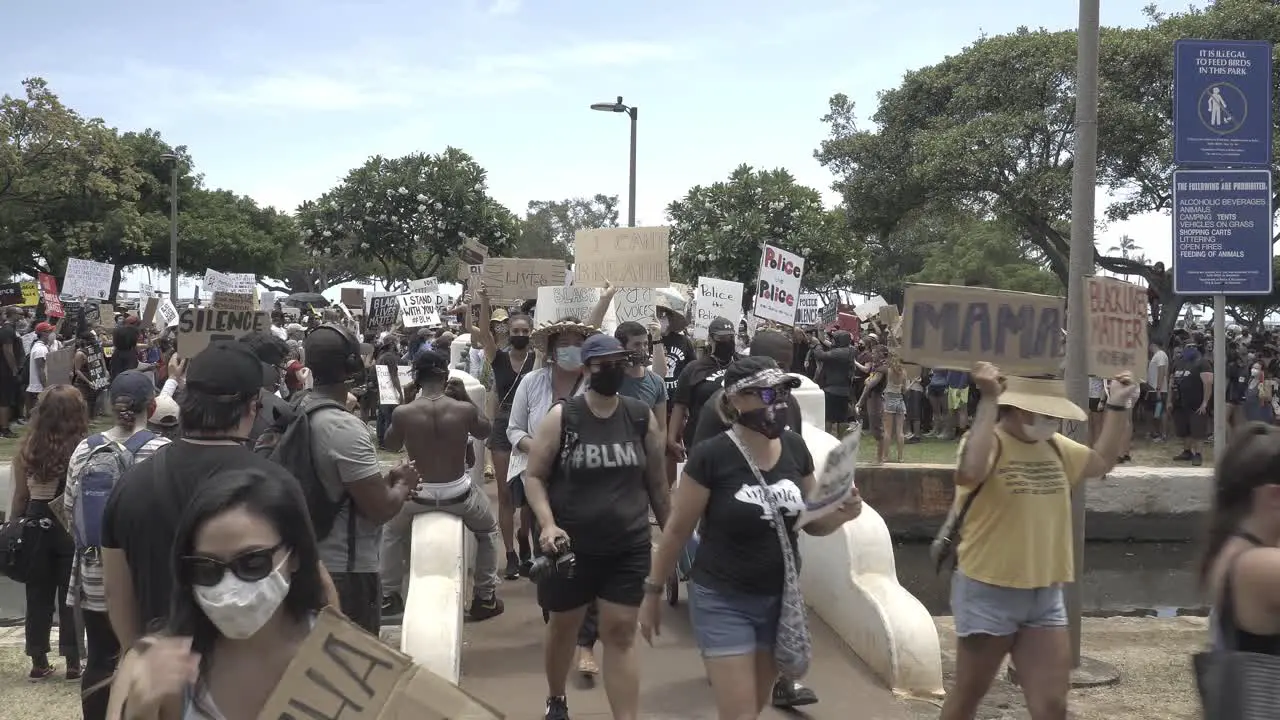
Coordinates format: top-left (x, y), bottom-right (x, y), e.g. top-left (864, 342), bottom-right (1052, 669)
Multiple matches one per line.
top-left (380, 349), bottom-right (504, 621)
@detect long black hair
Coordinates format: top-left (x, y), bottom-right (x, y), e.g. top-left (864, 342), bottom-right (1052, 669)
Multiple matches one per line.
top-left (165, 466), bottom-right (325, 709)
top-left (1199, 422), bottom-right (1280, 587)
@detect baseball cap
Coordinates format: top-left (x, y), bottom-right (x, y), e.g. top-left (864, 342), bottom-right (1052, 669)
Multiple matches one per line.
top-left (35, 322), bottom-right (55, 334)
top-left (723, 356), bottom-right (802, 395)
top-left (149, 395), bottom-right (179, 426)
top-left (110, 369), bottom-right (156, 405)
top-left (185, 341), bottom-right (265, 396)
top-left (491, 308), bottom-right (510, 323)
top-left (580, 334), bottom-right (630, 363)
top-left (708, 317), bottom-right (735, 338)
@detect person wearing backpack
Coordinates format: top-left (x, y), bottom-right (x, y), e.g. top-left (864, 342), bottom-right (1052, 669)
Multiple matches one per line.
top-left (63, 370), bottom-right (169, 720)
top-left (520, 333), bottom-right (669, 720)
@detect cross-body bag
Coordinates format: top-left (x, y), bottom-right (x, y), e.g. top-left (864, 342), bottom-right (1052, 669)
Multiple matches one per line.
top-left (724, 429), bottom-right (812, 679)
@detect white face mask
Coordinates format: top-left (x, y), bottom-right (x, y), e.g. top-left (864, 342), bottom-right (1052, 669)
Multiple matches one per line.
top-left (1021, 415), bottom-right (1059, 442)
top-left (193, 556), bottom-right (291, 640)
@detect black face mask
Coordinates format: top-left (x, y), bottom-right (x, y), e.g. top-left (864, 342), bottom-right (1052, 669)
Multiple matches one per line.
top-left (509, 335), bottom-right (530, 350)
top-left (712, 339), bottom-right (735, 361)
top-left (590, 364), bottom-right (627, 396)
top-left (738, 402), bottom-right (789, 439)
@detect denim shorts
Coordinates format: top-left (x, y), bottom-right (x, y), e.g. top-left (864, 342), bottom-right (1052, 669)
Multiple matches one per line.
top-left (951, 570), bottom-right (1066, 637)
top-left (688, 582), bottom-right (780, 658)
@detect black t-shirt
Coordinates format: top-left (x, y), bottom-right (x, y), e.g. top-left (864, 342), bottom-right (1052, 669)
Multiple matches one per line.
top-left (673, 357), bottom-right (729, 446)
top-left (109, 326), bottom-right (141, 378)
top-left (549, 395), bottom-right (651, 554)
top-left (0, 323), bottom-right (18, 377)
top-left (1226, 360), bottom-right (1248, 404)
top-left (685, 430), bottom-right (812, 595)
top-left (101, 441), bottom-right (308, 634)
top-left (661, 333), bottom-right (695, 397)
top-left (1171, 356), bottom-right (1212, 410)
top-left (691, 391), bottom-right (805, 447)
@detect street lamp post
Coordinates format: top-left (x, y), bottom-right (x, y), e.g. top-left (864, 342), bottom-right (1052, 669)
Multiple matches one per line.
top-left (159, 153), bottom-right (179, 301)
top-left (590, 96), bottom-right (638, 227)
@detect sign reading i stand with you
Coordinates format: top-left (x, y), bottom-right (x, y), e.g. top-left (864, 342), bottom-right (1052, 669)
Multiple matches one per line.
top-left (396, 293), bottom-right (441, 328)
top-left (62, 258), bottom-right (115, 300)
top-left (1172, 169), bottom-right (1273, 295)
top-left (754, 244), bottom-right (805, 326)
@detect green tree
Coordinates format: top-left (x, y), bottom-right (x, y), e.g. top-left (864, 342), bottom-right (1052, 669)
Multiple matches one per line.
top-left (911, 215), bottom-right (1063, 295)
top-left (666, 165), bottom-right (853, 296)
top-left (302, 148), bottom-right (519, 283)
top-left (512, 194), bottom-right (620, 262)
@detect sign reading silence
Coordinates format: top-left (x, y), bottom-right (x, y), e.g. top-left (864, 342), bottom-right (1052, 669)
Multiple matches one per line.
top-left (1172, 169), bottom-right (1273, 295)
top-left (1174, 39), bottom-right (1273, 167)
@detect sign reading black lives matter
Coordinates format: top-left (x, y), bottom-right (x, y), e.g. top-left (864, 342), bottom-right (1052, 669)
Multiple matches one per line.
top-left (177, 309), bottom-right (271, 358)
top-left (366, 295), bottom-right (400, 331)
top-left (900, 283), bottom-right (1066, 377)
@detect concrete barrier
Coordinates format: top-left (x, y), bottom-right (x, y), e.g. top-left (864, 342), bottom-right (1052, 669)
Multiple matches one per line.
top-left (858, 462), bottom-right (1212, 542)
top-left (798, 423), bottom-right (944, 696)
top-left (399, 511), bottom-right (475, 682)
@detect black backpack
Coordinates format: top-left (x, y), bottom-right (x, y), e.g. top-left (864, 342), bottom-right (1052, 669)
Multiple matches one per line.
top-left (555, 394), bottom-right (651, 481)
top-left (254, 394), bottom-right (354, 560)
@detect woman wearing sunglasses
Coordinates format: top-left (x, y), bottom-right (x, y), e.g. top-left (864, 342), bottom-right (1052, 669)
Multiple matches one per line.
top-left (641, 356), bottom-right (862, 720)
top-left (107, 467), bottom-right (326, 720)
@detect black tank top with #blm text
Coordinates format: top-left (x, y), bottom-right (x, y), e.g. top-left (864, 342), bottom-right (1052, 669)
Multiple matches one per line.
top-left (548, 395), bottom-right (651, 555)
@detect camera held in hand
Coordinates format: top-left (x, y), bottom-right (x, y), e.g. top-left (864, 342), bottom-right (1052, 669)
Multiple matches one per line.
top-left (528, 537), bottom-right (576, 583)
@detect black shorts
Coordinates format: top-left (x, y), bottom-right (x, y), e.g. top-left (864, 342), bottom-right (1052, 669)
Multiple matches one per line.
top-left (824, 391), bottom-right (850, 424)
top-left (487, 414), bottom-right (512, 452)
top-left (537, 544), bottom-right (650, 613)
top-left (0, 374), bottom-right (16, 407)
top-left (926, 384), bottom-right (947, 397)
top-left (1172, 407), bottom-right (1208, 439)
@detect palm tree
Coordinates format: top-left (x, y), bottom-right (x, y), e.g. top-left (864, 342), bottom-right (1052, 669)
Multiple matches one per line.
top-left (1108, 235), bottom-right (1138, 279)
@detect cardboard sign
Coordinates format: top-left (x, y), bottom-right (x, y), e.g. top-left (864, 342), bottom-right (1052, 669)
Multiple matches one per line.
top-left (821, 300), bottom-right (839, 326)
top-left (456, 263), bottom-right (483, 283)
top-left (573, 226), bottom-right (671, 288)
top-left (45, 346), bottom-right (74, 386)
top-left (460, 238), bottom-right (489, 266)
top-left (142, 298), bottom-right (159, 328)
top-left (84, 345), bottom-right (109, 390)
top-left (62, 258), bottom-right (114, 300)
top-left (694, 277), bottom-right (744, 339)
top-left (156, 299), bottom-right (180, 328)
top-left (1085, 276), bottom-right (1148, 383)
top-left (203, 269), bottom-right (255, 294)
top-left (795, 293), bottom-right (823, 326)
top-left (612, 287), bottom-right (656, 325)
top-left (481, 258), bottom-right (566, 301)
top-left (212, 291), bottom-right (255, 311)
top-left (754, 244), bottom-right (805, 326)
top-left (375, 364), bottom-right (413, 403)
top-left (396, 294), bottom-right (442, 328)
top-left (878, 305), bottom-right (900, 328)
top-left (535, 285), bottom-right (601, 325)
top-left (901, 283), bottom-right (1066, 376)
top-left (367, 295), bottom-right (400, 331)
top-left (408, 277), bottom-right (439, 293)
top-left (0, 282), bottom-right (22, 307)
top-left (255, 608), bottom-right (501, 720)
top-left (177, 308), bottom-right (271, 357)
top-left (38, 273), bottom-right (63, 317)
top-left (341, 288), bottom-right (365, 309)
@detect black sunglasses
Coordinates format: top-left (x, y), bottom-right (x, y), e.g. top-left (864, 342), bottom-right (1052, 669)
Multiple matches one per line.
top-left (743, 386), bottom-right (792, 405)
top-left (181, 543), bottom-right (285, 587)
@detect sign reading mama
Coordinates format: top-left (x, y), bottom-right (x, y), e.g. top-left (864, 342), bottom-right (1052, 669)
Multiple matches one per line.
top-left (901, 284), bottom-right (1066, 376)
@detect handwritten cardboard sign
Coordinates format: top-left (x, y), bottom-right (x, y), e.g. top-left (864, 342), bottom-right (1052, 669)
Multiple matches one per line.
top-left (535, 285), bottom-right (601, 325)
top-left (141, 298), bottom-right (159, 328)
top-left (481, 258), bottom-right (566, 301)
top-left (367, 295), bottom-right (400, 331)
top-left (212, 291), bottom-right (255, 311)
top-left (460, 238), bottom-right (489, 266)
top-left (177, 308), bottom-right (271, 358)
top-left (341, 288), bottom-right (365, 309)
top-left (62, 258), bottom-right (114, 300)
top-left (573, 226), bottom-right (671, 288)
top-left (375, 364), bottom-right (413, 404)
top-left (45, 346), bottom-right (74, 386)
top-left (255, 608), bottom-right (501, 720)
top-left (408, 277), bottom-right (439, 293)
top-left (612, 287), bottom-right (656, 325)
top-left (396, 293), bottom-right (442, 328)
top-left (694, 277), bottom-right (744, 339)
top-left (1085, 276), bottom-right (1148, 382)
top-left (754, 244), bottom-right (805, 326)
top-left (901, 283), bottom-right (1066, 376)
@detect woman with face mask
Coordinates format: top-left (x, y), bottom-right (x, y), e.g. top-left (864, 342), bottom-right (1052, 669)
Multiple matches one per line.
top-left (107, 467), bottom-right (326, 720)
top-left (641, 356), bottom-right (862, 719)
top-left (668, 316), bottom-right (739, 472)
top-left (939, 362), bottom-right (1137, 720)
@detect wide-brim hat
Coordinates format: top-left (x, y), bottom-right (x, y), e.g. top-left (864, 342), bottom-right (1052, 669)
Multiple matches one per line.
top-left (530, 319), bottom-right (600, 354)
top-left (997, 376), bottom-right (1087, 422)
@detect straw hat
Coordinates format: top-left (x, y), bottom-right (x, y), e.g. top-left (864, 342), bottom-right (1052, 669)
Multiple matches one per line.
top-left (530, 319), bottom-right (599, 354)
top-left (996, 376), bottom-right (1086, 421)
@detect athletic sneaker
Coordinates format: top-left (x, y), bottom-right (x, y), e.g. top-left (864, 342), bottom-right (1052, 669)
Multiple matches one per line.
top-left (503, 552), bottom-right (522, 580)
top-left (468, 594), bottom-right (504, 622)
top-left (544, 695), bottom-right (570, 719)
top-left (772, 679), bottom-right (819, 708)
top-left (29, 664), bottom-right (54, 682)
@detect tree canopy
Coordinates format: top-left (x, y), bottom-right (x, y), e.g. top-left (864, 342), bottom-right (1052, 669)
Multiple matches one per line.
top-left (512, 194), bottom-right (619, 263)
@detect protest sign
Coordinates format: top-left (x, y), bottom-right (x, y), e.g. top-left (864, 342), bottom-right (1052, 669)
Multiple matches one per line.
top-left (366, 295), bottom-right (400, 331)
top-left (396, 294), bottom-right (441, 328)
top-left (21, 282), bottom-right (37, 306)
top-left (37, 274), bottom-right (63, 317)
top-left (100, 303), bottom-right (115, 323)
top-left (156, 299), bottom-right (180, 328)
top-left (754, 244), bottom-right (805, 326)
top-left (481, 258), bottom-right (566, 301)
top-left (612, 287), bottom-right (656, 325)
top-left (340, 288), bottom-right (364, 308)
top-left (0, 282), bottom-right (22, 307)
top-left (254, 608), bottom-right (501, 720)
top-left (573, 226), bottom-right (671, 288)
top-left (177, 309), bottom-right (270, 358)
top-left (260, 291), bottom-right (276, 310)
top-left (408, 277), bottom-right (439, 293)
top-left (460, 238), bottom-right (489, 265)
top-left (139, 283), bottom-right (153, 304)
top-left (211, 291), bottom-right (255, 311)
top-left (535, 286), bottom-right (601, 325)
top-left (456, 263), bottom-right (483, 283)
top-left (84, 344), bottom-right (109, 390)
top-left (141, 298), bottom-right (160, 327)
top-left (44, 347), bottom-right (74, 387)
top-left (795, 294), bottom-right (823, 326)
top-left (203, 269), bottom-right (255, 294)
top-left (375, 364), bottom-right (413, 404)
top-left (901, 283), bottom-right (1066, 376)
top-left (62, 258), bottom-right (114, 300)
top-left (797, 427), bottom-right (861, 530)
top-left (821, 300), bottom-right (839, 326)
top-left (878, 304), bottom-right (900, 329)
top-left (1085, 276), bottom-right (1148, 382)
top-left (694, 277), bottom-right (744, 339)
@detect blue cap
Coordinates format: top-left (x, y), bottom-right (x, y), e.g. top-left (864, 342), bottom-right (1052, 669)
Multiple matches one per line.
top-left (579, 334), bottom-right (629, 363)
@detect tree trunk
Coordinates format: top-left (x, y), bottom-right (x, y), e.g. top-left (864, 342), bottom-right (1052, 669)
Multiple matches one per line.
top-left (1151, 293), bottom-right (1186, 347)
top-left (109, 264), bottom-right (124, 304)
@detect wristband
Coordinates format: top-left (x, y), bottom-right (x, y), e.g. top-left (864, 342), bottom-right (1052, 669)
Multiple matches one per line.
top-left (642, 578), bottom-right (665, 594)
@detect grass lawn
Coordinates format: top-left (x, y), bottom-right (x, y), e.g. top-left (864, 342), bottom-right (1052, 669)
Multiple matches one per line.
top-left (0, 647), bottom-right (82, 720)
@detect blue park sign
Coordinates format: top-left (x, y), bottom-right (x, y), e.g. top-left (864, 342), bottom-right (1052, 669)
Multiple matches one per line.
top-left (1174, 39), bottom-right (1273, 167)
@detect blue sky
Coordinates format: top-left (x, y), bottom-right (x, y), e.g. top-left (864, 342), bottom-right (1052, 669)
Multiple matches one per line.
top-left (3, 0), bottom-right (1187, 294)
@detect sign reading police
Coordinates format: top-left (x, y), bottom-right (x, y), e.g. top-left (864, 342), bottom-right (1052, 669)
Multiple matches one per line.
top-left (754, 244), bottom-right (805, 326)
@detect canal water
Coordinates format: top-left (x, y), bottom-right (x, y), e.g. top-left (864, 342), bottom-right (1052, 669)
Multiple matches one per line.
top-left (894, 541), bottom-right (1205, 617)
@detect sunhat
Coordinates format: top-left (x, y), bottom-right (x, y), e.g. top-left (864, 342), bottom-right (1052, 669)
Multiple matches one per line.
top-left (529, 319), bottom-right (599, 354)
top-left (996, 376), bottom-right (1087, 422)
